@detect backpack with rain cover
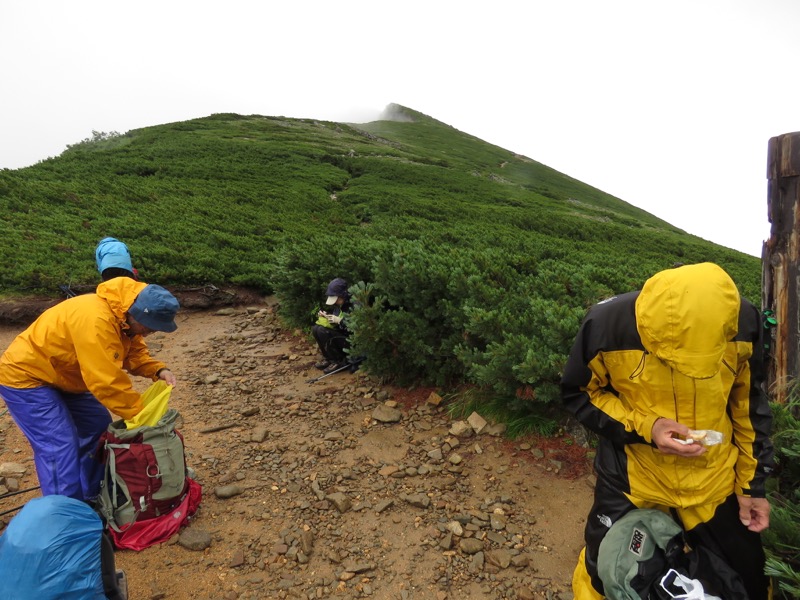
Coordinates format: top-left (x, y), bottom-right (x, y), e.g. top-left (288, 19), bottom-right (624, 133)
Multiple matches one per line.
top-left (96, 407), bottom-right (201, 550)
top-left (0, 495), bottom-right (127, 599)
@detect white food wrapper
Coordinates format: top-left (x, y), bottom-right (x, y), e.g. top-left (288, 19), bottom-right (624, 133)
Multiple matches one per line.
top-left (675, 429), bottom-right (724, 446)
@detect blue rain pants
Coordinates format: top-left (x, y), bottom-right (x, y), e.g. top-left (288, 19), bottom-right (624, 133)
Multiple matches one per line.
top-left (0, 385), bottom-right (111, 501)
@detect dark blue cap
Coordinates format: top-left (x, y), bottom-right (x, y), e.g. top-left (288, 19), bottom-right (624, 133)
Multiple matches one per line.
top-left (324, 278), bottom-right (349, 305)
top-left (129, 285), bottom-right (179, 332)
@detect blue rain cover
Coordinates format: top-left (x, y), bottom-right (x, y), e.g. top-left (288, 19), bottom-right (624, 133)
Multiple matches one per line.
top-left (0, 495), bottom-right (105, 599)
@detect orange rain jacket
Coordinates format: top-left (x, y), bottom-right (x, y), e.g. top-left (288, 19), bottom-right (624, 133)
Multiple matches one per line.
top-left (0, 277), bottom-right (166, 419)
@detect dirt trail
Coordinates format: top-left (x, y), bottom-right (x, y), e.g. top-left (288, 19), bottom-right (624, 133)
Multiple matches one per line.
top-left (0, 301), bottom-right (592, 600)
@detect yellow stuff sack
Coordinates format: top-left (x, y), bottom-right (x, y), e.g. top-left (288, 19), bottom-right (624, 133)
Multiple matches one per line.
top-left (125, 380), bottom-right (172, 429)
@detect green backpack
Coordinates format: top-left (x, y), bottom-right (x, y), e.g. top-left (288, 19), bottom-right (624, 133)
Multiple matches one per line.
top-left (598, 509), bottom-right (685, 599)
top-left (597, 508), bottom-right (748, 600)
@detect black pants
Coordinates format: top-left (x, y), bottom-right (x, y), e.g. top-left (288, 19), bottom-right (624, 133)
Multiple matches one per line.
top-left (683, 494), bottom-right (770, 600)
top-left (583, 480), bottom-right (768, 600)
top-left (312, 325), bottom-right (349, 363)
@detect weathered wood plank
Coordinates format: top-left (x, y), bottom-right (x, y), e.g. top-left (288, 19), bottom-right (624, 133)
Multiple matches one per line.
top-left (763, 132), bottom-right (800, 404)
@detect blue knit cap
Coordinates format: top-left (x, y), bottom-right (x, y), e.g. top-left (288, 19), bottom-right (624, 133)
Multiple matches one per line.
top-left (95, 237), bottom-right (133, 274)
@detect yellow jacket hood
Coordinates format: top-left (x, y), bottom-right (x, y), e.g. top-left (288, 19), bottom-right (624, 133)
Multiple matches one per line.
top-left (97, 277), bottom-right (148, 326)
top-left (635, 263), bottom-right (740, 379)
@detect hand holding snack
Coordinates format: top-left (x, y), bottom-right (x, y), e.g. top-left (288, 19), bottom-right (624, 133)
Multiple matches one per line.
top-left (674, 429), bottom-right (724, 446)
top-left (652, 417), bottom-right (707, 456)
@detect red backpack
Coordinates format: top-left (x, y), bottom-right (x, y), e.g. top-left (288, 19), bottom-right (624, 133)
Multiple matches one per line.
top-left (96, 408), bottom-right (201, 550)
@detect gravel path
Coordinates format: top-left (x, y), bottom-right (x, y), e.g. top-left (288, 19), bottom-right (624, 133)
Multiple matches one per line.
top-left (0, 302), bottom-right (592, 600)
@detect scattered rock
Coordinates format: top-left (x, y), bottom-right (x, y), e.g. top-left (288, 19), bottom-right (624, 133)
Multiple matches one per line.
top-left (469, 551), bottom-right (485, 573)
top-left (214, 485), bottom-right (245, 499)
top-left (467, 411), bottom-right (488, 434)
top-left (427, 448), bottom-right (443, 461)
top-left (485, 423), bottom-right (507, 436)
top-left (401, 493), bottom-right (431, 508)
top-left (378, 465), bottom-right (400, 477)
top-left (178, 528), bottom-right (212, 551)
top-left (250, 426), bottom-right (268, 442)
top-left (486, 548), bottom-right (512, 569)
top-left (0, 463), bottom-right (26, 478)
top-left (459, 538), bottom-right (484, 555)
top-left (426, 392), bottom-right (443, 406)
top-left (445, 521), bottom-right (463, 536)
top-left (229, 548), bottom-right (245, 567)
top-left (325, 492), bottom-right (352, 513)
top-left (439, 532), bottom-right (453, 549)
top-left (517, 586), bottom-right (536, 600)
top-left (372, 404), bottom-right (402, 423)
top-left (449, 421), bottom-right (472, 437)
top-left (342, 562), bottom-right (374, 574)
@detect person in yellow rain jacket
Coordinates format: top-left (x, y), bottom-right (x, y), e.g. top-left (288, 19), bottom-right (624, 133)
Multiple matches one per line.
top-left (561, 263), bottom-right (773, 600)
top-left (0, 277), bottom-right (179, 502)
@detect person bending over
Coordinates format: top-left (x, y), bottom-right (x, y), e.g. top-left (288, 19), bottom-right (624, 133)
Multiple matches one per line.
top-left (0, 278), bottom-right (180, 502)
top-left (561, 262), bottom-right (773, 600)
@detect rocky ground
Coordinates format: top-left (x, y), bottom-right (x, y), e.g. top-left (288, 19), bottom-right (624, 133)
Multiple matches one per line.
top-left (0, 299), bottom-right (594, 600)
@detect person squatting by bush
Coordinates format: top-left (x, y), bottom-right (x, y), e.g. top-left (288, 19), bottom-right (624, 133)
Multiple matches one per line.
top-left (312, 277), bottom-right (354, 375)
top-left (561, 262), bottom-right (773, 599)
top-left (0, 278), bottom-right (180, 502)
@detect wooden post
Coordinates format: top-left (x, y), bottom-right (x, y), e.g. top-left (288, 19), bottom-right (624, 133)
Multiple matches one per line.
top-left (763, 131), bottom-right (800, 404)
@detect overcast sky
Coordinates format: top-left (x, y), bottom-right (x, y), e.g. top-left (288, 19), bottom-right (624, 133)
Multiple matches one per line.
top-left (3, 1), bottom-right (798, 257)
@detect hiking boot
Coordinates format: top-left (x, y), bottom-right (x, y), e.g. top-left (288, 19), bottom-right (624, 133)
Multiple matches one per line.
top-left (314, 359), bottom-right (332, 370)
top-left (322, 362), bottom-right (346, 375)
top-left (115, 569), bottom-right (128, 600)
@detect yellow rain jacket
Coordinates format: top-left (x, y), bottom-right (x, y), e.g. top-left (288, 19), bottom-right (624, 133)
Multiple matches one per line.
top-left (562, 262), bottom-right (773, 511)
top-left (0, 277), bottom-right (167, 420)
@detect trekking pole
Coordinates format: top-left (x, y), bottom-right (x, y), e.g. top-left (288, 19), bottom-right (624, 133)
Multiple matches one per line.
top-left (0, 486), bottom-right (41, 501)
top-left (0, 504), bottom-right (26, 517)
top-left (306, 362), bottom-right (353, 384)
top-left (306, 357), bottom-right (366, 384)
top-left (0, 486), bottom-right (41, 518)
top-left (59, 284), bottom-right (78, 299)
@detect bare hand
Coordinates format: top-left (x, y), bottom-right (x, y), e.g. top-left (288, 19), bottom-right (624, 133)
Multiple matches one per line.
top-left (158, 368), bottom-right (177, 387)
top-left (651, 417), bottom-right (706, 456)
top-left (737, 495), bottom-right (770, 532)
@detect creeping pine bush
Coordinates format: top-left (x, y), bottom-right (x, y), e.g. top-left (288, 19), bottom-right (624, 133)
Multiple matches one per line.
top-left (764, 391), bottom-right (800, 599)
top-left (270, 228), bottom-right (751, 414)
top-left (347, 239), bottom-right (479, 386)
top-left (456, 260), bottom-right (614, 403)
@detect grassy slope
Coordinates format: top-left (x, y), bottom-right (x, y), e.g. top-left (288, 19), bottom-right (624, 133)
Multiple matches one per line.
top-left (0, 105), bottom-right (759, 301)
